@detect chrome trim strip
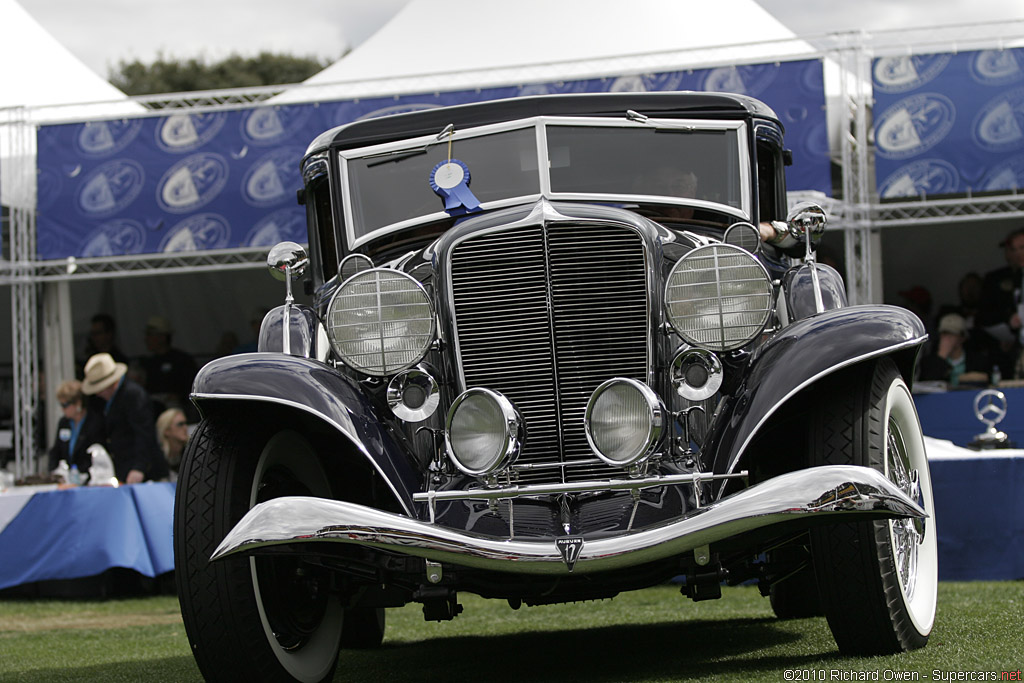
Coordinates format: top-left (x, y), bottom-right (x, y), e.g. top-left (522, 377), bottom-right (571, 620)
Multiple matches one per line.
top-left (212, 465), bottom-right (926, 576)
top-left (723, 337), bottom-right (928, 485)
top-left (413, 471), bottom-right (745, 504)
top-left (191, 391), bottom-right (413, 516)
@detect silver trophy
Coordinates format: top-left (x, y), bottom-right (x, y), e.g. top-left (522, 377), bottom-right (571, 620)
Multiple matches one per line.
top-left (968, 389), bottom-right (1013, 450)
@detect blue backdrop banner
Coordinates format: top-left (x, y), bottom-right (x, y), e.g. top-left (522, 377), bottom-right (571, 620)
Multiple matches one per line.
top-left (873, 48), bottom-right (1024, 199)
top-left (36, 59), bottom-right (828, 260)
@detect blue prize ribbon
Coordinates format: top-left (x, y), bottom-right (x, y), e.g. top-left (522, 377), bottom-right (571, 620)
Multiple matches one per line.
top-left (430, 159), bottom-right (481, 216)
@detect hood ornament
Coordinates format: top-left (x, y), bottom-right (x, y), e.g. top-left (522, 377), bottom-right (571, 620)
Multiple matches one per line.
top-left (968, 389), bottom-right (1014, 450)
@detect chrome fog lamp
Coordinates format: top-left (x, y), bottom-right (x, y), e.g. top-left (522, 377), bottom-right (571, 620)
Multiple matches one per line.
top-left (585, 378), bottom-right (666, 467)
top-left (664, 243), bottom-right (772, 352)
top-left (671, 348), bottom-right (723, 401)
top-left (724, 221), bottom-right (761, 254)
top-left (445, 388), bottom-right (523, 477)
top-left (339, 253), bottom-right (374, 281)
top-left (326, 268), bottom-right (435, 376)
top-left (387, 368), bottom-right (440, 422)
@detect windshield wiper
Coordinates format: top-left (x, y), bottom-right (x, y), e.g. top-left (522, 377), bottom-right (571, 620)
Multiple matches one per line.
top-left (365, 123), bottom-right (454, 167)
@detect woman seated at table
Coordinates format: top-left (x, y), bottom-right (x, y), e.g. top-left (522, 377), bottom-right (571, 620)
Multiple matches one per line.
top-left (156, 408), bottom-right (189, 482)
top-left (48, 379), bottom-right (105, 483)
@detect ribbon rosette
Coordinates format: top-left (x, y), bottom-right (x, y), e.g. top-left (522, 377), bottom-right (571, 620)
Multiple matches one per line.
top-left (430, 159), bottom-right (481, 216)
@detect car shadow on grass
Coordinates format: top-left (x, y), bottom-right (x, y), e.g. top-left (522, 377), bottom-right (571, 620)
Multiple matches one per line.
top-left (338, 616), bottom-right (845, 682)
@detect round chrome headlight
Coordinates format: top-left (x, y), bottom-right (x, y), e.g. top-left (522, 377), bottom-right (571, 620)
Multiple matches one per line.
top-left (326, 268), bottom-right (434, 376)
top-left (664, 243), bottom-right (772, 352)
top-left (585, 378), bottom-right (666, 467)
top-left (445, 388), bottom-right (523, 477)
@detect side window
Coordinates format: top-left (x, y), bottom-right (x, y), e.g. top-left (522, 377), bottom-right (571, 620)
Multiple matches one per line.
top-left (305, 170), bottom-right (339, 284)
top-left (756, 140), bottom-right (780, 224)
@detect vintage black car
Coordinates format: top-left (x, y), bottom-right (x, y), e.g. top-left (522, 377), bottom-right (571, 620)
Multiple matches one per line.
top-left (174, 92), bottom-right (936, 682)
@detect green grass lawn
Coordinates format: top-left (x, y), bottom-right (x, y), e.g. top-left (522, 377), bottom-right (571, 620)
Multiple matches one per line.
top-left (0, 582), bottom-right (1020, 682)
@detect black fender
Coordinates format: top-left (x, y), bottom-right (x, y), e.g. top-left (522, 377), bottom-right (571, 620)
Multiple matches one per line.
top-left (782, 262), bottom-right (848, 322)
top-left (708, 305), bottom-right (926, 484)
top-left (191, 353), bottom-right (420, 515)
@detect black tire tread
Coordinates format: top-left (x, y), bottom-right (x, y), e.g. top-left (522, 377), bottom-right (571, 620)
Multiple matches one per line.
top-left (808, 359), bottom-right (928, 655)
top-left (174, 419), bottom-right (326, 682)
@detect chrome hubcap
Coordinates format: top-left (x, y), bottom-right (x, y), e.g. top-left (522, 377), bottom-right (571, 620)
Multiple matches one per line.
top-left (887, 416), bottom-right (922, 600)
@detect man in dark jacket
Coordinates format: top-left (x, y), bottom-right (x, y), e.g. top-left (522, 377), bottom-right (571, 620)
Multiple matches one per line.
top-left (81, 353), bottom-right (169, 484)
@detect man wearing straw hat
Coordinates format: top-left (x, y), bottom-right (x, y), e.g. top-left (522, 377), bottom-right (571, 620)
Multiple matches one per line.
top-left (82, 352), bottom-right (169, 484)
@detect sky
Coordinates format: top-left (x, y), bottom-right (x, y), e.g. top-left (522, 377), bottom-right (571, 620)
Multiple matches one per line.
top-left (15, 0), bottom-right (1024, 81)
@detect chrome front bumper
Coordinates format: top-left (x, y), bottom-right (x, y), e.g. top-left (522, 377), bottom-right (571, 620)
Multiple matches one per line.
top-left (211, 465), bottom-right (925, 575)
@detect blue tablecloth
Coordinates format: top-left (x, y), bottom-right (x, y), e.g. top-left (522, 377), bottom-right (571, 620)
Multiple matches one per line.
top-left (927, 444), bottom-right (1024, 581)
top-left (0, 483), bottom-right (175, 590)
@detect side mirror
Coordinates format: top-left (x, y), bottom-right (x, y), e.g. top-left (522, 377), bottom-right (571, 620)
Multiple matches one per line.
top-left (267, 241), bottom-right (309, 282)
top-left (786, 202), bottom-right (827, 247)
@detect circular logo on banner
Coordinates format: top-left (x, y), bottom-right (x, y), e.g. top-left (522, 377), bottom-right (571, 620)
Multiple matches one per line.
top-left (79, 219), bottom-right (146, 257)
top-left (874, 93), bottom-right (956, 159)
top-left (76, 119), bottom-right (143, 157)
top-left (241, 105), bottom-right (312, 146)
top-left (970, 50), bottom-right (1024, 86)
top-left (972, 87), bottom-right (1024, 151)
top-left (157, 152), bottom-right (230, 213)
top-left (802, 120), bottom-right (831, 160)
top-left (609, 75), bottom-right (646, 93)
top-left (878, 159), bottom-right (959, 199)
top-left (245, 207), bottom-right (307, 248)
top-left (156, 112), bottom-right (228, 153)
top-left (873, 54), bottom-right (952, 94)
top-left (159, 213), bottom-right (231, 252)
top-left (981, 157), bottom-right (1024, 192)
top-left (77, 159), bottom-right (145, 217)
top-left (241, 147), bottom-right (303, 207)
top-left (702, 64), bottom-right (778, 97)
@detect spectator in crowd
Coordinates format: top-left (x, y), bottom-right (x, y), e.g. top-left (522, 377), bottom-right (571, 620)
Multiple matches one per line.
top-left (80, 313), bottom-right (129, 372)
top-left (156, 408), bottom-right (189, 481)
top-left (47, 379), bottom-right (104, 481)
top-left (82, 352), bottom-right (169, 484)
top-left (977, 227), bottom-right (1024, 377)
top-left (918, 313), bottom-right (991, 388)
top-left (140, 315), bottom-right (199, 417)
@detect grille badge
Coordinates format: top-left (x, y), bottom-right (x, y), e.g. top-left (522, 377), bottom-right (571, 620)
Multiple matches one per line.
top-left (556, 536), bottom-right (585, 571)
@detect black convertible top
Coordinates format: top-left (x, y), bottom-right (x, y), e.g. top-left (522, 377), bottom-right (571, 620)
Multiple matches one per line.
top-left (304, 91), bottom-right (780, 158)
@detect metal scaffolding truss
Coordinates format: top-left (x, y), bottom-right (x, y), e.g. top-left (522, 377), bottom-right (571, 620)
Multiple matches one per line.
top-left (27, 247), bottom-right (270, 282)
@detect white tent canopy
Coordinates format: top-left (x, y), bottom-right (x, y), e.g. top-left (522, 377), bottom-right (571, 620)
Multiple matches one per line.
top-left (0, 0), bottom-right (140, 208)
top-left (277, 0), bottom-right (822, 103)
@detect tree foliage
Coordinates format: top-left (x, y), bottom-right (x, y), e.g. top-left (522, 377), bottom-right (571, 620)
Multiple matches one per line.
top-left (108, 52), bottom-right (335, 95)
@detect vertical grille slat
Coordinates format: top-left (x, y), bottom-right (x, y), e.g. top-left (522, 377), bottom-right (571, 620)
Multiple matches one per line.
top-left (450, 223), bottom-right (650, 484)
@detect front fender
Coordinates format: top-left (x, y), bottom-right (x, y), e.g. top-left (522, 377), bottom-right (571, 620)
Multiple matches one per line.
top-left (191, 353), bottom-right (420, 515)
top-left (709, 305), bottom-right (926, 480)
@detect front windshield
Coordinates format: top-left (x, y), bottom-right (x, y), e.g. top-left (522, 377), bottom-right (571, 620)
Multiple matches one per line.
top-left (547, 125), bottom-right (743, 210)
top-left (342, 117), bottom-right (747, 247)
top-left (346, 126), bottom-right (540, 239)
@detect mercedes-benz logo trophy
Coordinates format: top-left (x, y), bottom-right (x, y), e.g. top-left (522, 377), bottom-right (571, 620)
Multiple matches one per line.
top-left (968, 389), bottom-right (1014, 450)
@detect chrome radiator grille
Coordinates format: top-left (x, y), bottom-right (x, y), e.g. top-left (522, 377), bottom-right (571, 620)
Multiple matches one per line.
top-left (449, 223), bottom-right (650, 484)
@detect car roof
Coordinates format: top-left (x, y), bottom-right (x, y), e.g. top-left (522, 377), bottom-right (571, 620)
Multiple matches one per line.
top-left (305, 91), bottom-right (780, 158)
